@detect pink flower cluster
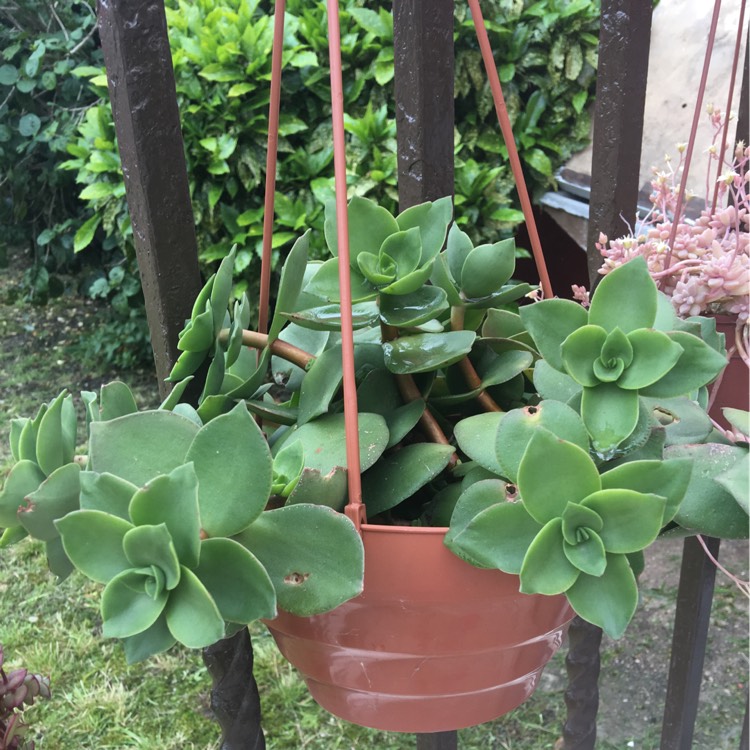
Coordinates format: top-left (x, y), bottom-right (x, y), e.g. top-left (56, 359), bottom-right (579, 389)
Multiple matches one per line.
top-left (596, 113), bottom-right (749, 330)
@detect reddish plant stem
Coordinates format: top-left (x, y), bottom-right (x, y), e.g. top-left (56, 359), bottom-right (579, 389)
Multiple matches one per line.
top-left (219, 329), bottom-right (315, 371)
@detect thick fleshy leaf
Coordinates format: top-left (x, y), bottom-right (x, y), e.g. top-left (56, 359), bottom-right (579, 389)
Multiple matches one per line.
top-left (167, 349), bottom-right (207, 382)
top-left (381, 400), bottom-right (425, 448)
top-left (617, 329), bottom-right (683, 389)
top-left (283, 301), bottom-right (379, 331)
top-left (519, 299), bottom-right (589, 371)
top-left (56, 510), bottom-right (133, 583)
top-left (185, 402), bottom-right (272, 536)
top-left (356, 368), bottom-right (401, 412)
top-left (430, 252), bottom-right (462, 305)
top-left (383, 331), bottom-right (476, 374)
top-left (195, 538), bottom-right (276, 623)
top-left (518, 429), bottom-right (601, 524)
top-left (200, 350), bottom-right (226, 402)
top-left (715, 454), bottom-right (749, 515)
top-left (667, 443), bottom-right (749, 538)
top-left (460, 239), bottom-right (515, 298)
top-left (566, 553), bottom-right (638, 638)
top-left (272, 441), bottom-right (305, 496)
top-left (639, 331), bottom-right (728, 397)
top-left (428, 482), bottom-right (464, 527)
top-left (482, 309), bottom-right (525, 339)
top-left (0, 460), bottom-right (46, 527)
top-left (563, 532), bottom-right (607, 576)
top-left (306, 257), bottom-right (377, 303)
top-left (642, 396), bottom-right (713, 445)
top-left (329, 196), bottom-right (400, 265)
top-left (519, 518), bottom-right (580, 595)
top-left (379, 263), bottom-right (434, 296)
top-left (223, 347), bottom-right (271, 401)
top-left (285, 467), bottom-right (348, 510)
top-left (0, 525), bottom-right (28, 548)
top-left (278, 413), bottom-right (389, 475)
top-left (464, 282), bottom-right (535, 310)
top-left (600, 459), bottom-right (692, 524)
top-left (45, 535), bottom-right (74, 580)
top-left (581, 382), bottom-right (640, 454)
top-left (454, 413), bottom-right (504, 474)
top-left (209, 249), bottom-right (236, 334)
top-left (561, 501), bottom-right (603, 544)
top-left (9, 418), bottom-right (27, 462)
top-left (379, 286), bottom-right (449, 328)
top-left (165, 566), bottom-right (225, 648)
top-left (561, 325), bottom-right (607, 387)
top-left (601, 327), bottom-right (633, 367)
top-left (297, 345), bottom-right (342, 425)
top-left (444, 479), bottom-right (508, 540)
top-left (236, 504), bottom-right (364, 616)
top-left (723, 408), bottom-right (750, 437)
top-left (36, 392), bottom-right (73, 476)
top-left (269, 231), bottom-right (309, 342)
top-left (122, 524), bottom-right (180, 590)
top-left (396, 196), bottom-right (452, 263)
top-left (446, 483), bottom-right (539, 572)
top-left (18, 463), bottom-right (80, 541)
top-left (581, 489), bottom-right (666, 552)
top-left (358, 250), bottom-right (395, 285)
top-left (177, 305), bottom-right (214, 353)
top-left (362, 443), bottom-right (455, 515)
top-left (532, 360), bottom-right (582, 403)
top-left (588, 257), bottom-right (657, 333)
top-left (122, 615), bottom-right (176, 664)
top-left (380, 227), bottom-right (422, 277)
top-left (102, 569), bottom-right (168, 639)
top-left (159, 377), bottom-right (194, 412)
top-left (89, 410), bottom-right (199, 487)
top-left (446, 223), bottom-right (473, 283)
top-left (497, 401), bottom-right (590, 483)
top-left (128, 464), bottom-right (201, 568)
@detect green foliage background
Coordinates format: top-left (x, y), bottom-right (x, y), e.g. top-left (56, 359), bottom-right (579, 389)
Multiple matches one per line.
top-left (2, 0), bottom-right (598, 365)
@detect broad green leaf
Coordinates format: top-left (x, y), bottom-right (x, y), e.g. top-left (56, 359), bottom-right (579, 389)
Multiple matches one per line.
top-left (532, 360), bottom-right (582, 403)
top-left (446, 223), bottom-right (474, 283)
top-left (519, 518), bottom-right (580, 595)
top-left (269, 232), bottom-right (309, 342)
top-left (581, 382), bottom-right (640, 454)
top-left (45, 536), bottom-right (74, 581)
top-left (89, 410), bottom-right (199, 487)
top-left (465, 282), bottom-right (536, 310)
top-left (200, 350), bottom-right (225, 402)
top-left (379, 263), bottom-right (434, 296)
top-left (600, 458), bottom-right (692, 524)
top-left (305, 257), bottom-right (376, 303)
top-left (428, 482), bottom-right (464, 527)
top-left (167, 349), bottom-right (207, 382)
top-left (190, 273), bottom-right (215, 320)
top-left (520, 299), bottom-right (589, 371)
top-left (480, 349), bottom-right (534, 387)
top-left (122, 524), bottom-right (181, 590)
top-left (379, 227), bottom-right (422, 277)
top-left (195, 538), bottom-right (276, 623)
top-left (122, 615), bottom-right (176, 664)
top-left (715, 454), bottom-right (749, 515)
top-left (723, 408), bottom-right (750, 437)
top-left (617, 329), bottom-right (683, 389)
top-left (358, 251), bottom-right (394, 285)
top-left (566, 553), bottom-right (638, 638)
top-left (430, 252), bottom-right (462, 305)
top-left (56, 510), bottom-right (133, 583)
top-left (9, 418), bottom-right (27, 462)
top-left (209, 248), bottom-right (236, 334)
top-left (327, 196), bottom-right (399, 265)
top-left (297, 345), bottom-right (342, 425)
top-left (383, 331), bottom-right (476, 374)
top-left (236, 504), bottom-right (364, 616)
top-left (396, 196), bottom-right (453, 263)
top-left (0, 460), bottom-right (46, 528)
top-left (497, 402), bottom-right (589, 483)
top-left (482, 309), bottom-right (525, 339)
top-left (454, 413), bottom-right (504, 474)
top-left (102, 569), bottom-right (169, 639)
top-left (642, 396), bottom-right (713, 445)
top-left (517, 429), bottom-right (600, 524)
top-left (74, 214), bottom-right (101, 253)
top-left (177, 305), bottom-right (214, 352)
top-left (460, 239), bottom-right (515, 298)
top-left (581, 490), bottom-right (666, 552)
top-left (356, 368), bottom-right (401, 413)
top-left (381, 399), bottom-right (425, 448)
top-left (379, 286), bottom-right (449, 328)
top-left (0, 525), bottom-right (28, 548)
top-left (639, 331), bottom-right (728, 397)
top-left (99, 382), bottom-right (139, 421)
top-left (283, 302), bottom-right (379, 331)
top-left (362, 443), bottom-right (455, 515)
top-left (444, 478), bottom-right (509, 543)
top-left (128, 464), bottom-right (201, 568)
top-left (159, 377), bottom-right (194, 412)
top-left (279, 413), bottom-right (389, 476)
top-left (561, 325), bottom-right (607, 386)
top-left (561, 502), bottom-right (604, 544)
top-left (285, 466), bottom-right (348, 510)
top-left (36, 392), bottom-right (70, 476)
top-left (165, 566), bottom-right (225, 648)
top-left (588, 257), bottom-right (657, 333)
top-left (563, 532), bottom-right (607, 577)
top-left (18, 463), bottom-right (80, 542)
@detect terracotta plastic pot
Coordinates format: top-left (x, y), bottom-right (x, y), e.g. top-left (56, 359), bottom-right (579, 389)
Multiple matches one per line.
top-left (710, 315), bottom-right (749, 429)
top-left (266, 523), bottom-right (574, 733)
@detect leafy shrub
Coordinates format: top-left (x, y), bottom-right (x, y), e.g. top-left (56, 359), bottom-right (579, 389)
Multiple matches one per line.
top-left (0, 0), bottom-right (101, 300)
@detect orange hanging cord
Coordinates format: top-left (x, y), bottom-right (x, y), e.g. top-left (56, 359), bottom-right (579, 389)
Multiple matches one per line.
top-left (467, 0), bottom-right (554, 300)
top-left (326, 0), bottom-right (366, 530)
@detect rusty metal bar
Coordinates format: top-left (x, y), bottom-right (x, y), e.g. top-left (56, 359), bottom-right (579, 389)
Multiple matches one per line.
top-left (584, 0), bottom-right (654, 286)
top-left (98, 0), bottom-right (203, 395)
top-left (393, 0), bottom-right (456, 746)
top-left (98, 2), bottom-right (265, 747)
top-left (660, 535), bottom-right (721, 749)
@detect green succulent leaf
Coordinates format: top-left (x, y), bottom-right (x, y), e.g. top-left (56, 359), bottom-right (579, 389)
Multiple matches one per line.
top-left (642, 396), bottom-right (713, 446)
top-left (563, 531), bottom-right (607, 577)
top-left (128, 464), bottom-right (201, 569)
top-left (588, 257), bottom-right (657, 333)
top-left (446, 223), bottom-right (473, 284)
top-left (362, 443), bottom-right (455, 516)
top-left (445, 479), bottom-right (508, 542)
top-left (0, 460), bottom-right (46, 528)
top-left (566, 553), bottom-right (638, 638)
top-left (561, 501), bottom-right (603, 544)
top-left (285, 466), bottom-right (348, 510)
top-left (195, 538), bottom-right (276, 623)
top-left (159, 377), bottom-right (194, 412)
top-left (165, 566), bottom-right (225, 648)
top-left (167, 349), bottom-right (207, 382)
top-left (297, 345), bottom-right (342, 426)
top-left (520, 299), bottom-right (589, 371)
top-left (18, 463), bottom-right (81, 542)
top-left (99, 382), bottom-right (139, 421)
top-left (460, 239), bottom-right (515, 298)
top-left (715, 454), bottom-right (749, 515)
top-left (617, 329), bottom-right (683, 389)
top-left (380, 227), bottom-right (423, 277)
top-left (283, 302), bottom-right (380, 331)
top-left (379, 263), bottom-right (434, 296)
top-left (561, 325), bottom-right (607, 386)
top-left (89, 410), bottom-right (199, 487)
top-left (517, 429), bottom-right (600, 523)
top-left (209, 248), bottom-right (236, 334)
top-left (305, 257), bottom-right (377, 303)
top-left (327, 196), bottom-right (400, 265)
top-left (454, 412), bottom-right (504, 475)
top-left (177, 305), bottom-right (214, 352)
top-left (78, 474), bottom-right (145, 528)
top-left (396, 196), bottom-right (452, 263)
top-left (358, 250), bottom-right (396, 287)
top-left (102, 569), bottom-right (169, 639)
top-left (269, 231), bottom-right (309, 342)
top-left (122, 615), bottom-right (176, 664)
top-left (236, 504), bottom-right (364, 616)
top-left (532, 360), bottom-right (583, 403)
top-left (430, 252), bottom-right (462, 305)
top-left (0, 525), bottom-right (29, 548)
top-left (581, 382), bottom-right (640, 453)
top-left (36, 392), bottom-right (75, 476)
top-left (122, 524), bottom-right (181, 590)
top-left (56, 510), bottom-right (133, 584)
top-left (9, 418), bottom-right (28, 463)
top-left (520, 518), bottom-right (580, 595)
top-left (45, 535), bottom-right (74, 581)
top-left (581, 489), bottom-right (666, 552)
top-left (383, 331), bottom-right (476, 374)
top-left (379, 286), bottom-right (449, 328)
top-left (723, 408), bottom-right (750, 437)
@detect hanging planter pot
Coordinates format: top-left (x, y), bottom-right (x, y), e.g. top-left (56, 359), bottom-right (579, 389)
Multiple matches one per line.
top-left (266, 523), bottom-right (573, 733)
top-left (708, 315), bottom-right (749, 428)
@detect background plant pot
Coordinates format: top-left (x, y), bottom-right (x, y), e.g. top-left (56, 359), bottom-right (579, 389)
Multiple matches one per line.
top-left (709, 315), bottom-right (749, 429)
top-left (265, 523), bottom-right (574, 733)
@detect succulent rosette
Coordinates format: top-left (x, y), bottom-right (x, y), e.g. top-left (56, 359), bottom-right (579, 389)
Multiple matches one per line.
top-left (520, 257), bottom-right (728, 453)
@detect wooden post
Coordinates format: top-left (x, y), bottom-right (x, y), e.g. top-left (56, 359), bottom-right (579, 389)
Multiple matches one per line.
top-left (393, 1), bottom-right (456, 747)
top-left (564, 2), bottom-right (653, 748)
top-left (97, 2), bottom-right (265, 748)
